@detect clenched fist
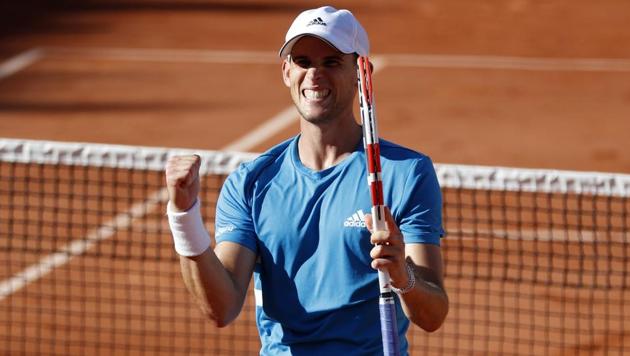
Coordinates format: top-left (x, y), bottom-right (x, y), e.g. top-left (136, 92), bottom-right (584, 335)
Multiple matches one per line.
top-left (165, 155), bottom-right (201, 212)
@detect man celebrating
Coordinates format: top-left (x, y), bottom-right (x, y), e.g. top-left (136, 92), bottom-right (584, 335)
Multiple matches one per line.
top-left (166, 6), bottom-right (448, 355)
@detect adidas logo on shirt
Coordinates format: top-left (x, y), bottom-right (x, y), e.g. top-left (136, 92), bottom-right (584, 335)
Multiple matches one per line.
top-left (344, 209), bottom-right (366, 228)
top-left (307, 17), bottom-right (327, 26)
top-left (216, 224), bottom-right (236, 237)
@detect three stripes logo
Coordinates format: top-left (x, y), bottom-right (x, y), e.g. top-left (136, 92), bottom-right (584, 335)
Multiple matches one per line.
top-left (344, 209), bottom-right (366, 228)
top-left (307, 17), bottom-right (327, 27)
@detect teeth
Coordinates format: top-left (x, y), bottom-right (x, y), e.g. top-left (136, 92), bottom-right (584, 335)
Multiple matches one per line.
top-left (304, 89), bottom-right (330, 100)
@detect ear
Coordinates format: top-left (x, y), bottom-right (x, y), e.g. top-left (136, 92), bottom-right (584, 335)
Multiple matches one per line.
top-left (281, 58), bottom-right (291, 87)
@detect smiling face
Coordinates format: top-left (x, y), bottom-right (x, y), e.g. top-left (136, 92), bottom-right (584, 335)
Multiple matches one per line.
top-left (282, 36), bottom-right (358, 126)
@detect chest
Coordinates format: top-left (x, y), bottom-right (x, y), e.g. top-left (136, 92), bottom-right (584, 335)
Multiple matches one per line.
top-left (251, 170), bottom-right (375, 267)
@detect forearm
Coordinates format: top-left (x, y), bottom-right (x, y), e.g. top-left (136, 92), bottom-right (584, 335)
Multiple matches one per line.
top-left (179, 247), bottom-right (246, 327)
top-left (396, 243), bottom-right (449, 332)
top-left (398, 270), bottom-right (449, 332)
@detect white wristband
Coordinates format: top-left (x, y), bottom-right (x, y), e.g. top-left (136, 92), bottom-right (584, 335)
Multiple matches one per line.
top-left (167, 199), bottom-right (211, 257)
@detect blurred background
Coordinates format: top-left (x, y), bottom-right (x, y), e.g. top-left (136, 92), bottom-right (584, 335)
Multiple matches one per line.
top-left (1, 1), bottom-right (629, 355)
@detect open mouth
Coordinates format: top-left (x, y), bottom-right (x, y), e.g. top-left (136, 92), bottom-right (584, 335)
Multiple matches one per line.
top-left (302, 88), bottom-right (331, 101)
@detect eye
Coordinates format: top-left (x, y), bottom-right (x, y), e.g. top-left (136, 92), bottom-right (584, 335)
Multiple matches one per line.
top-left (292, 57), bottom-right (310, 68)
top-left (324, 59), bottom-right (342, 67)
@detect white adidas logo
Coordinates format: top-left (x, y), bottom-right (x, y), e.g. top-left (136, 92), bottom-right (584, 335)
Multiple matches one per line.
top-left (344, 209), bottom-right (366, 228)
top-left (215, 224), bottom-right (236, 237)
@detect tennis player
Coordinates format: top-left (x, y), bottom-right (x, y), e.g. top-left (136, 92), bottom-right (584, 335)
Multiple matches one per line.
top-left (166, 6), bottom-right (448, 355)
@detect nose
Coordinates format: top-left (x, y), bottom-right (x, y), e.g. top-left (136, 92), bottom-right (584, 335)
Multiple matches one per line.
top-left (305, 65), bottom-right (323, 82)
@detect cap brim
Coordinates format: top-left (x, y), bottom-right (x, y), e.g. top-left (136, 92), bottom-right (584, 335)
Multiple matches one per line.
top-left (278, 34), bottom-right (349, 58)
top-left (278, 35), bottom-right (302, 58)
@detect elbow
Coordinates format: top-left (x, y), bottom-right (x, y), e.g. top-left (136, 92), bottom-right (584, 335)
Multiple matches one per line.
top-left (194, 291), bottom-right (245, 328)
top-left (419, 317), bottom-right (445, 333)
top-left (414, 297), bottom-right (449, 333)
top-left (203, 306), bottom-right (238, 328)
top-left (211, 317), bottom-right (232, 328)
top-left (207, 312), bottom-right (232, 328)
top-left (418, 311), bottom-right (448, 333)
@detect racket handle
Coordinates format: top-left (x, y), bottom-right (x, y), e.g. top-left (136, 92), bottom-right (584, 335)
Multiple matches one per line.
top-left (371, 205), bottom-right (387, 232)
top-left (373, 204), bottom-right (400, 355)
top-left (379, 269), bottom-right (401, 356)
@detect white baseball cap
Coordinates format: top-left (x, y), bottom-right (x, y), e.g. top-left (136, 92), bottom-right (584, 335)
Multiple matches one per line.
top-left (279, 6), bottom-right (370, 58)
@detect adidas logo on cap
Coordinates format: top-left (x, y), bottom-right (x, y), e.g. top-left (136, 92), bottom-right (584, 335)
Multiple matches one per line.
top-left (307, 17), bottom-right (327, 26)
top-left (344, 209), bottom-right (366, 228)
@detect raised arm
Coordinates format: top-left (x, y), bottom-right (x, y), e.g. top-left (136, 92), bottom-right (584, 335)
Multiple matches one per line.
top-left (165, 155), bottom-right (256, 327)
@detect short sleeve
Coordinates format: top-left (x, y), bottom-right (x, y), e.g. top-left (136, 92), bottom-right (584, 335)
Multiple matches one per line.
top-left (396, 156), bottom-right (444, 245)
top-left (215, 165), bottom-right (258, 253)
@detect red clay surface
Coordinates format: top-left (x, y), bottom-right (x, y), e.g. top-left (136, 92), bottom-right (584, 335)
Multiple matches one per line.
top-left (1, 1), bottom-right (629, 355)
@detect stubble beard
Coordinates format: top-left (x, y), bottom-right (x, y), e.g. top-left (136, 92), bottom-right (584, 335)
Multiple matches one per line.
top-left (294, 90), bottom-right (355, 127)
top-left (296, 106), bottom-right (336, 125)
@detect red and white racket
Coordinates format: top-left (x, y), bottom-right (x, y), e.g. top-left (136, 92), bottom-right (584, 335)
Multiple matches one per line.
top-left (357, 56), bottom-right (401, 356)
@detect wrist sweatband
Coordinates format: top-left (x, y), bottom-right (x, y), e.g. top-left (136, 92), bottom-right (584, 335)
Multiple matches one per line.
top-left (167, 199), bottom-right (211, 256)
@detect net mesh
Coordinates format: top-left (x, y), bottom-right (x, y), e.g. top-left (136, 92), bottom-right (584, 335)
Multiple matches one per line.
top-left (1, 138), bottom-right (628, 355)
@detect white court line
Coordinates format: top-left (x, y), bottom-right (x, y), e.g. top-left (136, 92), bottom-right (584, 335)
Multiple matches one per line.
top-left (0, 146), bottom-right (246, 300)
top-left (221, 106), bottom-right (299, 152)
top-left (43, 46), bottom-right (630, 72)
top-left (0, 54), bottom-right (390, 301)
top-left (45, 47), bottom-right (279, 64)
top-left (385, 53), bottom-right (630, 72)
top-left (0, 189), bottom-right (167, 300)
top-left (455, 228), bottom-right (627, 244)
top-left (0, 48), bottom-right (44, 80)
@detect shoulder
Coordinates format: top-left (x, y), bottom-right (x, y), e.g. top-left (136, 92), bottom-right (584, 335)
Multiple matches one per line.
top-left (379, 139), bottom-right (435, 170)
top-left (226, 136), bottom-right (296, 186)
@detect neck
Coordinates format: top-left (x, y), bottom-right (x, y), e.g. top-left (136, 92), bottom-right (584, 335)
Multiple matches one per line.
top-left (297, 116), bottom-right (362, 171)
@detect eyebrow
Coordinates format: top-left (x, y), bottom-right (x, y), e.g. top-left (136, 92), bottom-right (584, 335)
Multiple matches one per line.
top-left (290, 53), bottom-right (347, 62)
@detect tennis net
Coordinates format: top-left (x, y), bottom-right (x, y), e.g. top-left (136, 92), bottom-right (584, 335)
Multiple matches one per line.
top-left (1, 138), bottom-right (628, 355)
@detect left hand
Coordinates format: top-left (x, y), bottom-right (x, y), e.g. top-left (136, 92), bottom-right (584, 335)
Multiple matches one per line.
top-left (365, 207), bottom-right (409, 289)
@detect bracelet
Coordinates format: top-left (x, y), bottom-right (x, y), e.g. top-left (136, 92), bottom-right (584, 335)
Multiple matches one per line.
top-left (167, 199), bottom-right (211, 257)
top-left (391, 263), bottom-right (416, 295)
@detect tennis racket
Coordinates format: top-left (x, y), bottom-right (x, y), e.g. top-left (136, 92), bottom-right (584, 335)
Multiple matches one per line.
top-left (357, 56), bottom-right (401, 356)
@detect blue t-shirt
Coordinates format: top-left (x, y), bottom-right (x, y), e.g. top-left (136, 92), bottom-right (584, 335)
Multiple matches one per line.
top-left (215, 135), bottom-right (443, 355)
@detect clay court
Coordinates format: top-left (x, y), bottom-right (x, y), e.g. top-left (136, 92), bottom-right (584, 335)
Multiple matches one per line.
top-left (1, 0), bottom-right (629, 354)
